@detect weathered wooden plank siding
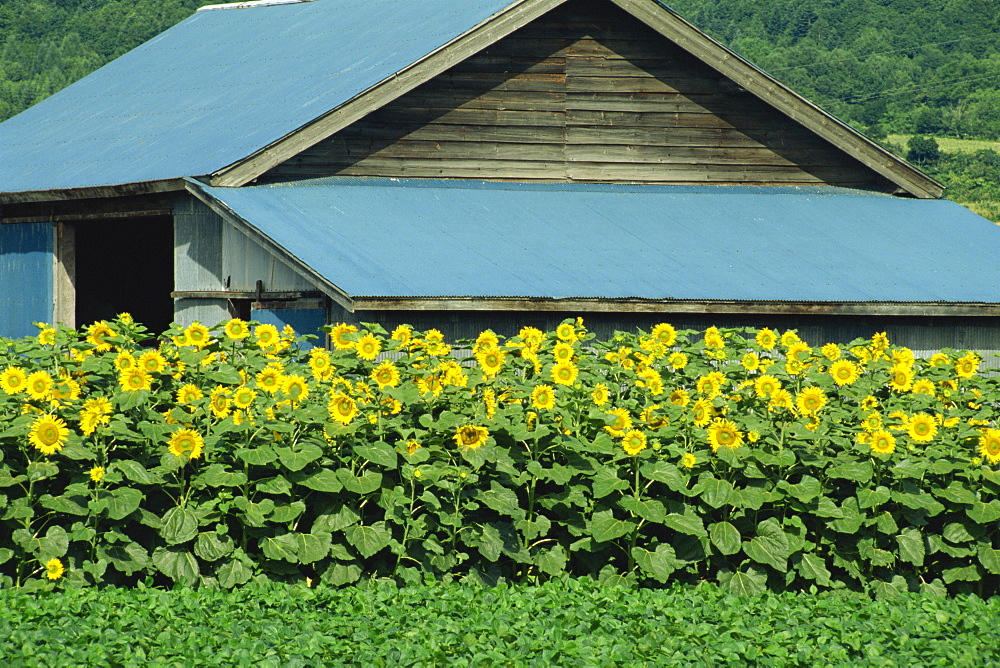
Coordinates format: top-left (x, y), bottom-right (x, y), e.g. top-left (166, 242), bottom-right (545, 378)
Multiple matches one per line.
top-left (0, 222), bottom-right (53, 337)
top-left (264, 0), bottom-right (889, 189)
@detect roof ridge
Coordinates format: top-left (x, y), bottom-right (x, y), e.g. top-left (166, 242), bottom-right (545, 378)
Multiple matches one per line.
top-left (197, 0), bottom-right (315, 12)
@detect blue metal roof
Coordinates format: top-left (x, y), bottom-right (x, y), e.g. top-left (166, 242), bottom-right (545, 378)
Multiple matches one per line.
top-left (190, 178), bottom-right (1000, 303)
top-left (0, 0), bottom-right (515, 193)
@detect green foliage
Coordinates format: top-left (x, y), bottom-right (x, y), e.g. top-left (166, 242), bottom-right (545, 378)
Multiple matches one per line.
top-left (1, 578), bottom-right (999, 664)
top-left (907, 135), bottom-right (941, 165)
top-left (0, 317), bottom-right (998, 597)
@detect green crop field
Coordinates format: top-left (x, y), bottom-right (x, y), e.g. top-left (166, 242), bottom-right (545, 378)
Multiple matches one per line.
top-left (2, 578), bottom-right (999, 666)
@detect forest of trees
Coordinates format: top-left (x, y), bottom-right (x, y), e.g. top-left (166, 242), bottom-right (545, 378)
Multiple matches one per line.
top-left (1, 0), bottom-right (998, 218)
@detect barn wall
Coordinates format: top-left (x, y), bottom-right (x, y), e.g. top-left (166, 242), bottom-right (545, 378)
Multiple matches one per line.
top-left (172, 196), bottom-right (327, 328)
top-left (264, 0), bottom-right (889, 190)
top-left (343, 308), bottom-right (1000, 362)
top-left (0, 222), bottom-right (53, 338)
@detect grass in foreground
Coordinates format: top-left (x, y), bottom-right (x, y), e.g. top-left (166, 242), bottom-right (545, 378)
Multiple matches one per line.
top-left (2, 577), bottom-right (999, 666)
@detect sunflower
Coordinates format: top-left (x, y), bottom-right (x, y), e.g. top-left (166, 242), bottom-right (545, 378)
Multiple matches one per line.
top-left (175, 383), bottom-right (204, 406)
top-left (256, 366), bottom-right (284, 394)
top-left (707, 419), bottom-right (743, 452)
top-left (232, 387), bottom-right (257, 410)
top-left (278, 374), bottom-right (308, 405)
top-left (328, 393), bottom-right (357, 425)
top-left (550, 361), bottom-right (579, 387)
top-left (796, 387), bottom-right (827, 416)
top-left (786, 342), bottom-right (812, 363)
top-left (978, 428), bottom-right (1000, 465)
top-left (476, 346), bottom-right (505, 378)
top-left (928, 353), bottom-right (950, 367)
top-left (650, 323), bottom-right (677, 347)
top-left (829, 360), bottom-right (861, 386)
top-left (184, 322), bottom-right (212, 349)
top-left (79, 396), bottom-right (112, 436)
top-left (704, 326), bottom-right (724, 349)
top-left (416, 374), bottom-right (443, 397)
top-left (954, 353), bottom-right (980, 379)
top-left (741, 352), bottom-right (760, 371)
top-left (555, 322), bottom-right (578, 343)
top-left (756, 328), bottom-right (777, 350)
top-left (552, 342), bottom-right (575, 364)
top-left (911, 379), bottom-right (936, 396)
top-left (119, 367), bottom-right (151, 392)
top-left (253, 323), bottom-right (280, 350)
top-left (440, 361), bottom-right (468, 388)
top-left (888, 364), bottom-right (913, 392)
top-left (861, 412), bottom-right (882, 433)
top-left (454, 424), bottom-right (489, 450)
top-left (907, 413), bottom-right (937, 442)
top-left (640, 404), bottom-right (668, 430)
top-left (621, 430), bottom-right (647, 456)
top-left (138, 350), bottom-right (167, 374)
top-left (753, 375), bottom-right (781, 399)
top-left (85, 321), bottom-right (116, 351)
top-left (870, 430), bottom-right (896, 455)
top-left (308, 348), bottom-right (333, 380)
top-left (780, 330), bottom-right (800, 348)
top-left (391, 324), bottom-right (413, 347)
top-left (669, 388), bottom-right (690, 407)
top-left (0, 367), bottom-right (27, 394)
top-left (49, 378), bottom-right (78, 406)
top-left (370, 361), bottom-right (400, 390)
top-left (25, 371), bottom-right (54, 401)
top-left (209, 387), bottom-right (231, 418)
top-left (860, 395), bottom-right (879, 411)
top-left (168, 428), bottom-right (204, 460)
top-left (696, 372), bottom-right (725, 398)
top-left (352, 333), bottom-right (380, 362)
top-left (692, 399), bottom-right (714, 427)
top-left (89, 466), bottom-right (105, 483)
top-left (29, 414), bottom-right (70, 455)
top-left (45, 558), bottom-right (64, 581)
top-left (517, 326), bottom-right (544, 348)
top-left (37, 327), bottom-right (56, 346)
top-left (327, 323), bottom-right (357, 350)
top-left (482, 388), bottom-right (497, 418)
top-left (591, 383), bottom-right (610, 407)
top-left (821, 343), bottom-right (841, 361)
top-left (667, 352), bottom-right (688, 370)
top-left (604, 407), bottom-right (633, 436)
top-left (681, 452), bottom-right (697, 469)
top-left (223, 318), bottom-right (250, 340)
top-left (531, 384), bottom-right (556, 410)
top-left (870, 332), bottom-right (890, 352)
top-left (769, 389), bottom-right (794, 412)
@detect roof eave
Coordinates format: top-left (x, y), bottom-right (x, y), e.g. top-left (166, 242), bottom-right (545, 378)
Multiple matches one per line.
top-left (0, 178), bottom-right (187, 205)
top-left (352, 297), bottom-right (1000, 317)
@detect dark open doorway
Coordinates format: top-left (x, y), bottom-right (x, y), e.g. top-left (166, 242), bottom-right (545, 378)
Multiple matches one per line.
top-left (74, 216), bottom-right (174, 336)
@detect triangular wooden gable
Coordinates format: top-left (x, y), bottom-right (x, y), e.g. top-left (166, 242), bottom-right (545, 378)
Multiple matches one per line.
top-left (211, 0), bottom-right (942, 198)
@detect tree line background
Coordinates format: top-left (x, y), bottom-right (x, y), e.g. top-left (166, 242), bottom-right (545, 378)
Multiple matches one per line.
top-left (1, 0), bottom-right (998, 219)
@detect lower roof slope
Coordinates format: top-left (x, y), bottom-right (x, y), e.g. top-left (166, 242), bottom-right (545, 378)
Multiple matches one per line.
top-left (189, 177), bottom-right (1000, 305)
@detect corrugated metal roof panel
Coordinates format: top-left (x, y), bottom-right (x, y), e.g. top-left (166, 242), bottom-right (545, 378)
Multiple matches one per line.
top-left (191, 178), bottom-right (1000, 303)
top-left (0, 0), bottom-right (515, 193)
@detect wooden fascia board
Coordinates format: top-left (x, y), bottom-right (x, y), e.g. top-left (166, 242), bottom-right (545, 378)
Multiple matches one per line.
top-left (209, 0), bottom-right (570, 187)
top-left (610, 0), bottom-right (944, 200)
top-left (182, 181), bottom-right (356, 312)
top-left (352, 297), bottom-right (1000, 317)
top-left (0, 179), bottom-right (187, 206)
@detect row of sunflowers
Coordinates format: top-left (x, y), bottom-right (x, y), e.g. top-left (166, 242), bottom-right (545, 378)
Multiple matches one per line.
top-left (1, 315), bottom-right (998, 594)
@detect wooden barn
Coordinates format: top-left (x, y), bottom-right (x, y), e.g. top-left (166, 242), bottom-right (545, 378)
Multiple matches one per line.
top-left (1, 0), bottom-right (999, 352)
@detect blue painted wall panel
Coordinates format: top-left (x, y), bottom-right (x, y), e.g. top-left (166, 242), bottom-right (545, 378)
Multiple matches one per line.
top-left (0, 223), bottom-right (53, 338)
top-left (251, 304), bottom-right (327, 349)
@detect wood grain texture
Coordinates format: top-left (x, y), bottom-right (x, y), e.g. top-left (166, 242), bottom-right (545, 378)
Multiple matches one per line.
top-left (261, 0), bottom-right (893, 190)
